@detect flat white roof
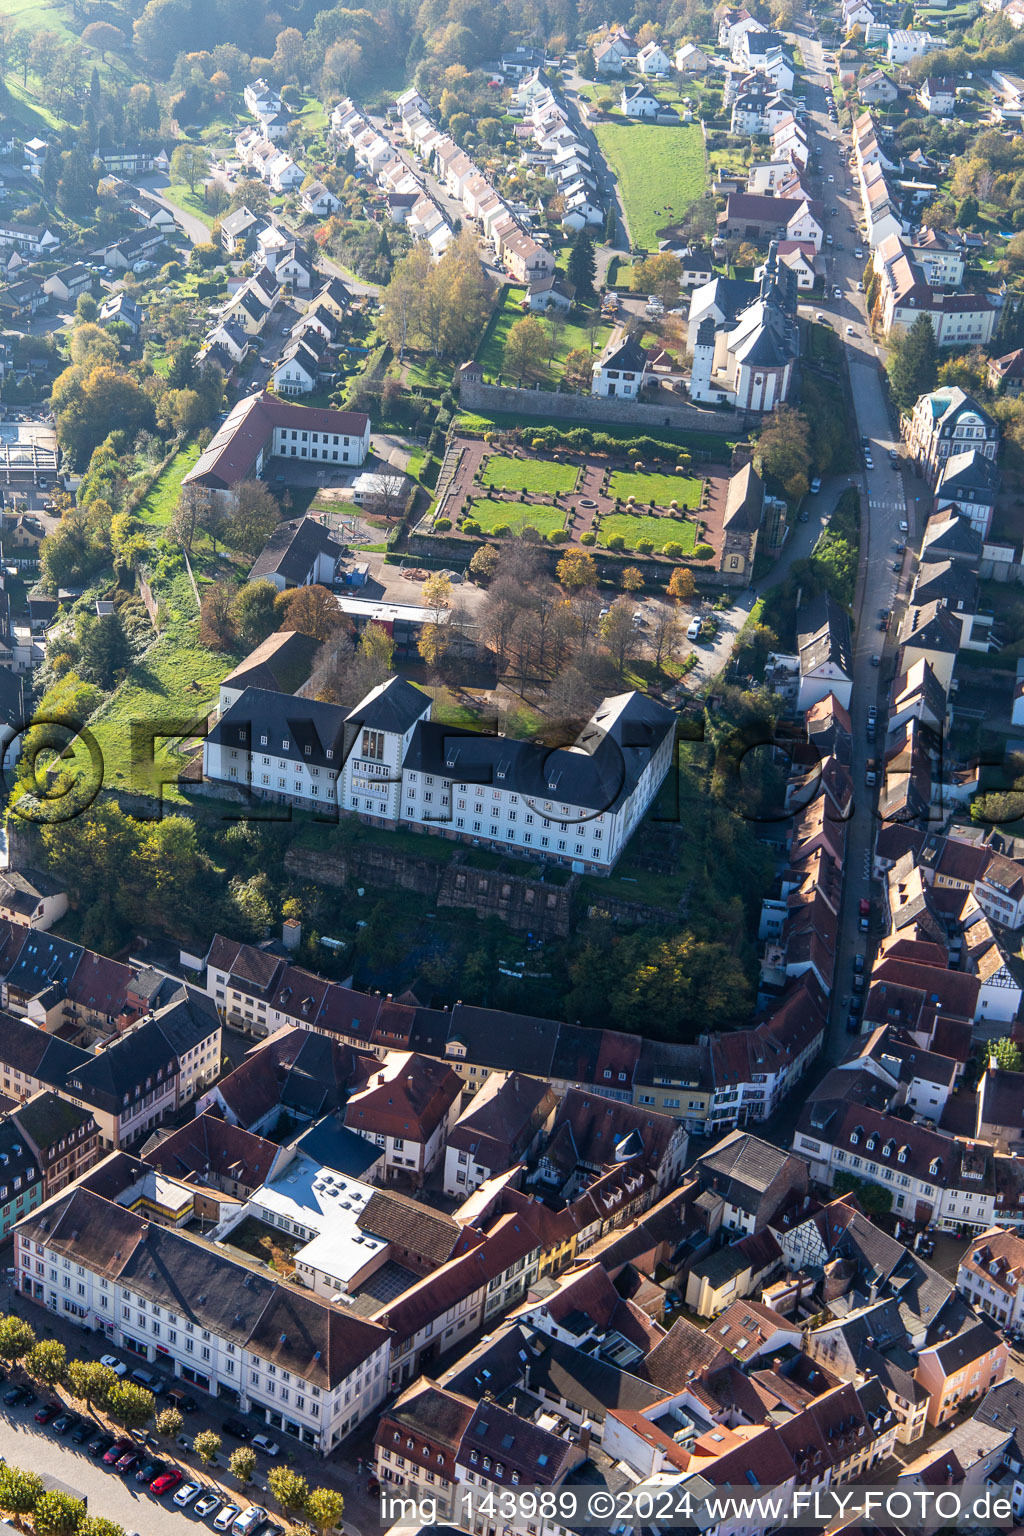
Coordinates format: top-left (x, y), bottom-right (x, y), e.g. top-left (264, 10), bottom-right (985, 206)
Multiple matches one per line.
top-left (246, 1153), bottom-right (385, 1286)
top-left (336, 595), bottom-right (451, 626)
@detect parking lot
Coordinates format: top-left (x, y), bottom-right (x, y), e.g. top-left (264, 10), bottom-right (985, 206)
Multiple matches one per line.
top-left (0, 1384), bottom-right (266, 1536)
top-left (0, 1282), bottom-right (367, 1536)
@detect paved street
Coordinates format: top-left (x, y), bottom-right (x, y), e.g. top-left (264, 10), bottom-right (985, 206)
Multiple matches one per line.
top-left (0, 1279), bottom-right (376, 1536)
top-left (795, 32), bottom-right (919, 1061)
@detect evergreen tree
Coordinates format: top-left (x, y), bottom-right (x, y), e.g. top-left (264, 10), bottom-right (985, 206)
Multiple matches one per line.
top-left (566, 229), bottom-right (596, 300)
top-left (42, 149), bottom-right (58, 202)
top-left (90, 66), bottom-right (101, 111)
top-left (887, 313), bottom-right (937, 411)
top-left (957, 194), bottom-right (979, 229)
top-left (58, 142), bottom-right (99, 219)
top-left (604, 203), bottom-right (617, 246)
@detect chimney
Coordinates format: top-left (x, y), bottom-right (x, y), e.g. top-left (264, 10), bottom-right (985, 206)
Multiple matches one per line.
top-left (282, 919), bottom-right (301, 951)
top-left (578, 1423), bottom-right (592, 1457)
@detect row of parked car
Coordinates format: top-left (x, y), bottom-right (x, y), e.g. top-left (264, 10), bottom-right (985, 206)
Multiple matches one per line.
top-left (2, 1375), bottom-right (286, 1535)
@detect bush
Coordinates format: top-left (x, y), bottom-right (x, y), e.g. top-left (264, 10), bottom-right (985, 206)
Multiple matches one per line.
top-left (434, 517), bottom-right (452, 531)
top-left (606, 534), bottom-right (626, 551)
top-left (637, 539), bottom-right (655, 554)
top-left (693, 543), bottom-right (714, 559)
top-left (493, 523), bottom-right (511, 536)
top-left (548, 528), bottom-right (571, 543)
top-left (662, 541), bottom-right (684, 558)
top-left (461, 518), bottom-right (481, 535)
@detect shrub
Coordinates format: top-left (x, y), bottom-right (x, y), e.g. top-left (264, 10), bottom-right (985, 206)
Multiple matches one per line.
top-left (493, 523), bottom-right (511, 536)
top-left (694, 542), bottom-right (714, 559)
top-left (606, 534), bottom-right (626, 551)
top-left (580, 530), bottom-right (596, 545)
top-left (548, 528), bottom-right (571, 543)
top-left (434, 517), bottom-right (452, 530)
top-left (662, 541), bottom-right (684, 558)
top-left (637, 539), bottom-right (655, 554)
top-left (461, 518), bottom-right (481, 535)
top-left (532, 436), bottom-right (547, 448)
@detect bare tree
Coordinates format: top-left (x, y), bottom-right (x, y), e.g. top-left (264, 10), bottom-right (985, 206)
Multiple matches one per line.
top-left (368, 468), bottom-right (410, 521)
top-left (650, 607), bottom-right (682, 669)
top-left (600, 599), bottom-right (640, 678)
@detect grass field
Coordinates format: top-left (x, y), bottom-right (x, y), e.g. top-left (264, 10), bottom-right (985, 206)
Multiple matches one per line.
top-left (608, 469), bottom-right (701, 507)
top-left (598, 512), bottom-right (697, 551)
top-left (163, 183), bottom-right (216, 230)
top-left (136, 444), bottom-right (202, 526)
top-left (466, 498), bottom-right (567, 537)
top-left (476, 287), bottom-right (612, 380)
top-left (592, 121), bottom-right (706, 251)
top-left (87, 626), bottom-right (236, 796)
top-left (480, 456), bottom-right (579, 495)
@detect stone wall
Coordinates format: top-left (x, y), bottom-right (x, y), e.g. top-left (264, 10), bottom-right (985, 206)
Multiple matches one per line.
top-left (460, 377), bottom-right (741, 435)
top-left (284, 844), bottom-right (574, 937)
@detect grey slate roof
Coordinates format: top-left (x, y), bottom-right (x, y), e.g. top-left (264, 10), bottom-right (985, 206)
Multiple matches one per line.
top-left (250, 516), bottom-right (346, 586)
top-left (209, 687), bottom-right (347, 769)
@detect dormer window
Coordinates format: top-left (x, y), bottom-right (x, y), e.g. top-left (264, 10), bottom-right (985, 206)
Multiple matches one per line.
top-left (282, 739), bottom-right (290, 751)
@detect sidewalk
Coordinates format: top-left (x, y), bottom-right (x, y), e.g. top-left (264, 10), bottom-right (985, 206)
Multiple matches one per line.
top-left (2, 1275), bottom-right (381, 1535)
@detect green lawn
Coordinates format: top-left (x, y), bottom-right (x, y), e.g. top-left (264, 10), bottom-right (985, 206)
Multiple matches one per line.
top-left (163, 183), bottom-right (215, 231)
top-left (136, 444), bottom-right (202, 526)
top-left (476, 287), bottom-right (612, 381)
top-left (608, 470), bottom-right (701, 507)
top-left (592, 121), bottom-right (706, 251)
top-left (480, 455), bottom-right (579, 495)
top-left (598, 512), bottom-right (697, 552)
top-left (465, 498), bottom-right (567, 537)
top-left (87, 625), bottom-right (237, 797)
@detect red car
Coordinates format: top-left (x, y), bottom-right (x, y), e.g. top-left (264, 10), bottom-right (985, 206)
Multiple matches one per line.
top-left (103, 1439), bottom-right (132, 1466)
top-left (151, 1469), bottom-right (183, 1497)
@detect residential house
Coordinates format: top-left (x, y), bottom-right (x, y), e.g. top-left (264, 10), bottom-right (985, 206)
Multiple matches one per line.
top-left (247, 516), bottom-right (343, 591)
top-left (591, 335), bottom-right (648, 398)
top-left (887, 29), bottom-right (944, 63)
top-left (98, 292), bottom-right (143, 335)
top-left (41, 264), bottom-right (93, 305)
top-left (797, 593), bottom-right (854, 711)
top-left (636, 42), bottom-right (672, 73)
top-left (300, 181), bottom-right (341, 218)
top-left (860, 69), bottom-right (899, 104)
top-left (934, 449), bottom-right (998, 538)
top-left (957, 1229), bottom-right (1024, 1330)
top-left (675, 43), bottom-right (711, 72)
top-left (903, 388), bottom-right (1000, 485)
top-left (620, 84), bottom-right (663, 118)
top-left (920, 77), bottom-right (957, 115)
top-left (343, 1051), bottom-right (462, 1184)
top-left (443, 1074), bottom-right (557, 1197)
top-left (9, 1092), bottom-right (98, 1200)
top-left (0, 872), bottom-right (66, 932)
top-left (989, 348), bottom-right (1024, 397)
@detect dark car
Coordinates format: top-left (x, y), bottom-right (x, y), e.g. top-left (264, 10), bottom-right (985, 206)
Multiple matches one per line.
top-left (222, 1418), bottom-right (252, 1442)
top-left (71, 1421), bottom-right (95, 1445)
top-left (116, 1449), bottom-right (141, 1475)
top-left (3, 1385), bottom-right (29, 1407)
top-left (35, 1402), bottom-right (60, 1425)
top-left (136, 1459), bottom-right (165, 1485)
top-left (89, 1433), bottom-right (115, 1458)
top-left (52, 1413), bottom-right (79, 1436)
